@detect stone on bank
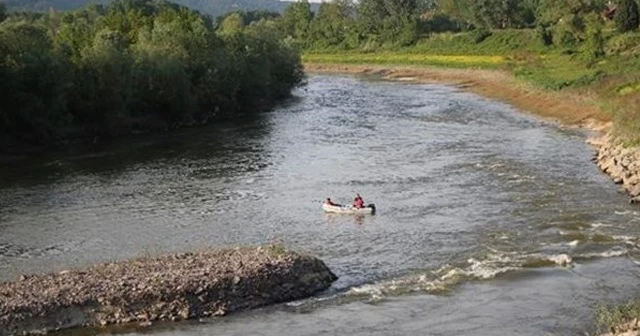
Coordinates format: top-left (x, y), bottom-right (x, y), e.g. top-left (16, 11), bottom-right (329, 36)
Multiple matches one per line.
top-left (0, 245), bottom-right (337, 336)
top-left (593, 133), bottom-right (640, 203)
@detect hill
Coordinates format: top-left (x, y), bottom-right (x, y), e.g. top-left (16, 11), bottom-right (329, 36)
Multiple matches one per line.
top-left (2, 0), bottom-right (315, 17)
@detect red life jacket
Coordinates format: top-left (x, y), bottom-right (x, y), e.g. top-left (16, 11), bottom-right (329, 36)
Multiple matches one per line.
top-left (354, 198), bottom-right (364, 208)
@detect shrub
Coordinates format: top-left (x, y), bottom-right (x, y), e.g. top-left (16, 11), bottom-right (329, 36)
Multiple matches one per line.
top-left (582, 13), bottom-right (605, 60)
top-left (470, 28), bottom-right (491, 43)
top-left (615, 0), bottom-right (640, 33)
top-left (535, 24), bottom-right (553, 46)
top-left (552, 15), bottom-right (584, 48)
top-left (606, 31), bottom-right (640, 55)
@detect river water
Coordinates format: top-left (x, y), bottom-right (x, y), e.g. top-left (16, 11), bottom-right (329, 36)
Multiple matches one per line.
top-left (2, 75), bottom-right (640, 335)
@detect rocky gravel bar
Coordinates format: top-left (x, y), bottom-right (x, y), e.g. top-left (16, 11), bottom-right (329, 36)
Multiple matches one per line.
top-left (0, 245), bottom-right (337, 336)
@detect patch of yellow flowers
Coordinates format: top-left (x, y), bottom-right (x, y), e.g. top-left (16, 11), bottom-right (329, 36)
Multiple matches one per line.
top-left (303, 53), bottom-right (504, 67)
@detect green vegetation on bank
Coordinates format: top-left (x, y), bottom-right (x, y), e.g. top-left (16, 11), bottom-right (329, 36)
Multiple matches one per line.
top-left (275, 0), bottom-right (640, 143)
top-left (0, 0), bottom-right (303, 150)
top-left (596, 299), bottom-right (640, 334)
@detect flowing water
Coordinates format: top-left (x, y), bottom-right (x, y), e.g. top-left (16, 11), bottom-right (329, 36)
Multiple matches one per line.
top-left (2, 75), bottom-right (640, 335)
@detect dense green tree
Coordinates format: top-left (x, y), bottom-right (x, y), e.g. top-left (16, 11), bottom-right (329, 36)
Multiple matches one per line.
top-left (309, 0), bottom-right (353, 48)
top-left (357, 0), bottom-right (418, 45)
top-left (536, 0), bottom-right (607, 25)
top-left (615, 0), bottom-right (640, 32)
top-left (0, 0), bottom-right (304, 150)
top-left (280, 0), bottom-right (313, 41)
top-left (439, 0), bottom-right (537, 28)
top-left (582, 12), bottom-right (605, 59)
top-left (0, 21), bottom-right (69, 143)
top-left (0, 2), bottom-right (7, 22)
top-left (216, 10), bottom-right (280, 27)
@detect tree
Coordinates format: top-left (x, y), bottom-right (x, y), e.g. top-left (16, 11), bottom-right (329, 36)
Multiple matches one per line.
top-left (582, 12), bottom-right (605, 59)
top-left (357, 0), bottom-right (418, 45)
top-left (217, 12), bottom-right (245, 36)
top-left (615, 0), bottom-right (639, 32)
top-left (0, 0), bottom-right (305, 149)
top-left (537, 0), bottom-right (608, 25)
top-left (440, 0), bottom-right (535, 29)
top-left (0, 2), bottom-right (7, 23)
top-left (310, 2), bottom-right (349, 47)
top-left (280, 0), bottom-right (313, 41)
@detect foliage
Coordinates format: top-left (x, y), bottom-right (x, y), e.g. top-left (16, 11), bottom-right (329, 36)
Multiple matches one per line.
top-left (595, 300), bottom-right (640, 333)
top-left (438, 0), bottom-right (536, 29)
top-left (0, 2), bottom-right (6, 22)
top-left (0, 0), bottom-right (303, 150)
top-left (536, 0), bottom-right (608, 25)
top-left (280, 0), bottom-right (313, 43)
top-left (470, 27), bottom-right (491, 43)
top-left (582, 13), bottom-right (605, 60)
top-left (535, 24), bottom-right (553, 46)
top-left (605, 31), bottom-right (640, 54)
top-left (615, 0), bottom-right (640, 33)
top-left (216, 10), bottom-right (280, 28)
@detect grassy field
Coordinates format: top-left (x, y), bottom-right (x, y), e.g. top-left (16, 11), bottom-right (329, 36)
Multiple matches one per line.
top-left (303, 29), bottom-right (640, 144)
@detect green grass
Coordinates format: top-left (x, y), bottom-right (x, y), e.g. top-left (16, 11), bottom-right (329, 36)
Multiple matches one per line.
top-left (595, 300), bottom-right (640, 334)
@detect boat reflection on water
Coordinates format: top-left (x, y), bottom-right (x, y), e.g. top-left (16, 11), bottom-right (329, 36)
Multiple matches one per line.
top-left (324, 213), bottom-right (367, 226)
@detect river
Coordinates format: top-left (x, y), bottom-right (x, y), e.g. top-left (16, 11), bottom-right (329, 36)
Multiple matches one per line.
top-left (1, 74), bottom-right (640, 335)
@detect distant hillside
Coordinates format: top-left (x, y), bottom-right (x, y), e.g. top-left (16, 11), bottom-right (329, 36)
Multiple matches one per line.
top-left (2, 0), bottom-right (315, 17)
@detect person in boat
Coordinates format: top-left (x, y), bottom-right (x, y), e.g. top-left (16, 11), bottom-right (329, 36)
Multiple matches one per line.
top-left (325, 198), bottom-right (339, 206)
top-left (353, 194), bottom-right (364, 209)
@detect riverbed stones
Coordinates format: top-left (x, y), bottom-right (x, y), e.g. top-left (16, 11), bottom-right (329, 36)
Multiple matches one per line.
top-left (600, 317), bottom-right (640, 336)
top-left (593, 133), bottom-right (640, 202)
top-left (0, 245), bottom-right (337, 336)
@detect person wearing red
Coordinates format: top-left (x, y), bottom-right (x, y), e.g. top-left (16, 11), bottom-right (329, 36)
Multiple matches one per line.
top-left (353, 193), bottom-right (364, 209)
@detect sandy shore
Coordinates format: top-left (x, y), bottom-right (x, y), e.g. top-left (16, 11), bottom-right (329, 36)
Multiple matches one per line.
top-left (0, 246), bottom-right (337, 336)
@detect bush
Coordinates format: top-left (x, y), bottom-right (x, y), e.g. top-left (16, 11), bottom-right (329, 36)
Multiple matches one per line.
top-left (470, 28), bottom-right (491, 43)
top-left (615, 0), bottom-right (640, 33)
top-left (535, 24), bottom-right (553, 46)
top-left (606, 32), bottom-right (640, 55)
top-left (582, 13), bottom-right (605, 60)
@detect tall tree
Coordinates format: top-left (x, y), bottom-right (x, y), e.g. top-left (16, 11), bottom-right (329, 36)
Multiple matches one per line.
top-left (615, 0), bottom-right (639, 32)
top-left (280, 0), bottom-right (313, 41)
top-left (537, 0), bottom-right (608, 25)
top-left (310, 1), bottom-right (351, 47)
top-left (357, 0), bottom-right (418, 45)
top-left (0, 2), bottom-right (7, 22)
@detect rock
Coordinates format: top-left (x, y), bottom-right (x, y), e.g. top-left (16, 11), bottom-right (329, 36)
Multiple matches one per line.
top-left (624, 174), bottom-right (640, 188)
top-left (600, 157), bottom-right (616, 172)
top-left (629, 184), bottom-right (640, 197)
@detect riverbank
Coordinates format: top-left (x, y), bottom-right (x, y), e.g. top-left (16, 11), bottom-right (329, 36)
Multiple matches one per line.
top-left (0, 245), bottom-right (337, 336)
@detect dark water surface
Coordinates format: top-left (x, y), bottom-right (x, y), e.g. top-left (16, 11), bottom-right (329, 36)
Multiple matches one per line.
top-left (2, 75), bottom-right (640, 335)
